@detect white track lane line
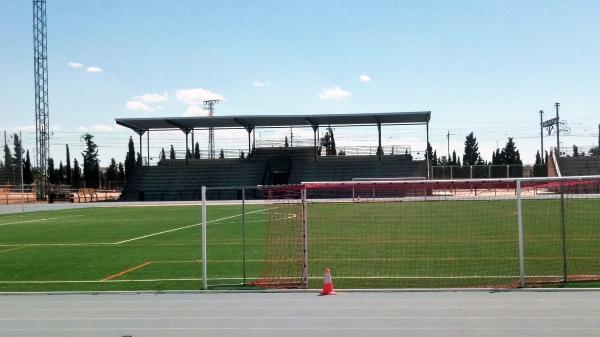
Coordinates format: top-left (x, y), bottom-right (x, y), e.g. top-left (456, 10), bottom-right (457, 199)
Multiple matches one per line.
top-left (113, 208), bottom-right (268, 245)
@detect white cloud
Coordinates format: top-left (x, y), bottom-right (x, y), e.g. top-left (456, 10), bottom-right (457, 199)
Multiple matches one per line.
top-left (359, 74), bottom-right (371, 82)
top-left (175, 88), bottom-right (224, 105)
top-left (68, 62), bottom-right (83, 68)
top-left (319, 86), bottom-right (352, 100)
top-left (182, 105), bottom-right (208, 117)
top-left (126, 100), bottom-right (154, 112)
top-left (78, 124), bottom-right (116, 133)
top-left (252, 80), bottom-right (271, 87)
top-left (86, 66), bottom-right (103, 73)
top-left (12, 125), bottom-right (37, 133)
top-left (132, 92), bottom-right (169, 104)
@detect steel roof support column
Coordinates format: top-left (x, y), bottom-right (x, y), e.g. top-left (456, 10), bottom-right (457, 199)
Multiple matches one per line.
top-left (246, 126), bottom-right (254, 161)
top-left (312, 124), bottom-right (319, 161)
top-left (147, 131), bottom-right (150, 166)
top-left (185, 131), bottom-right (189, 165)
top-left (426, 122), bottom-right (431, 179)
top-left (134, 129), bottom-right (146, 167)
top-left (377, 122), bottom-right (382, 160)
top-left (191, 129), bottom-right (195, 160)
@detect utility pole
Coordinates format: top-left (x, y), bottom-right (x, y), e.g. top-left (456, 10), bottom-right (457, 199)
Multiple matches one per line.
top-left (290, 126), bottom-right (294, 148)
top-left (33, 0), bottom-right (50, 199)
top-left (539, 110), bottom-right (544, 164)
top-left (203, 99), bottom-right (220, 159)
top-left (555, 103), bottom-right (560, 157)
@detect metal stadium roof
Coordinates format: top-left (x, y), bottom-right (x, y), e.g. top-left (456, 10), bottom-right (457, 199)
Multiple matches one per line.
top-left (115, 111), bottom-right (430, 132)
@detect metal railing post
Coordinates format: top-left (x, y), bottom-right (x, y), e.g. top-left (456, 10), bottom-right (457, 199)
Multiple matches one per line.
top-left (559, 182), bottom-right (568, 283)
top-left (242, 187), bottom-right (247, 286)
top-left (301, 187), bottom-right (309, 288)
top-left (517, 179), bottom-right (525, 288)
top-left (202, 186), bottom-right (208, 290)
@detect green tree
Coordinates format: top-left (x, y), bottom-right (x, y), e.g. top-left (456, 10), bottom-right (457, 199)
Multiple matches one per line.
top-left (319, 126), bottom-right (337, 155)
top-left (3, 137), bottom-right (12, 176)
top-left (284, 136), bottom-right (289, 148)
top-left (426, 142), bottom-right (434, 165)
top-left (107, 158), bottom-right (118, 184)
top-left (500, 138), bottom-right (521, 164)
top-left (117, 162), bottom-right (125, 183)
top-left (590, 146), bottom-right (600, 156)
top-left (23, 150), bottom-right (33, 184)
top-left (462, 132), bottom-right (483, 165)
top-left (72, 159), bottom-right (81, 188)
top-left (81, 133), bottom-right (100, 188)
top-left (572, 145), bottom-right (579, 157)
top-left (451, 150), bottom-right (458, 166)
top-left (533, 150), bottom-right (547, 177)
top-left (47, 158), bottom-right (56, 184)
top-left (219, 149), bottom-right (225, 159)
top-left (125, 137), bottom-right (137, 182)
top-left (169, 145), bottom-right (176, 159)
top-left (12, 133), bottom-right (23, 169)
top-left (159, 148), bottom-right (166, 161)
top-left (65, 145), bottom-right (72, 185)
top-left (58, 161), bottom-right (64, 184)
top-left (194, 142), bottom-right (200, 159)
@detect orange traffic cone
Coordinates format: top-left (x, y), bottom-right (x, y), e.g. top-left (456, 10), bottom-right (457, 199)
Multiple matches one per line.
top-left (320, 268), bottom-right (336, 295)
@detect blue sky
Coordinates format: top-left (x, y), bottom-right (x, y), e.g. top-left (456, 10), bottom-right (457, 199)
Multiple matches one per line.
top-left (1, 0), bottom-right (599, 165)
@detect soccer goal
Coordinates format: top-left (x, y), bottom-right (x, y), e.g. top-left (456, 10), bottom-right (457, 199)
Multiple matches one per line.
top-left (244, 176), bottom-right (600, 289)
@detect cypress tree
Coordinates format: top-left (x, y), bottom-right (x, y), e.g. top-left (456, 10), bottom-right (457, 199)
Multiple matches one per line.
top-left (169, 145), bottom-right (176, 159)
top-left (125, 137), bottom-right (136, 182)
top-left (65, 145), bottom-right (72, 185)
top-left (23, 150), bottom-right (32, 184)
top-left (72, 159), bottom-right (81, 188)
top-left (47, 158), bottom-right (55, 184)
top-left (3, 137), bottom-right (12, 177)
top-left (117, 162), bottom-right (125, 183)
top-left (426, 142), bottom-right (434, 164)
top-left (107, 158), bottom-right (118, 184)
top-left (58, 161), bottom-right (64, 185)
top-left (81, 133), bottom-right (100, 188)
top-left (194, 142), bottom-right (200, 159)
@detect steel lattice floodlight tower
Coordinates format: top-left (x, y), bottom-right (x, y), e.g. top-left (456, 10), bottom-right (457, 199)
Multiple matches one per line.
top-left (203, 99), bottom-right (220, 159)
top-left (33, 0), bottom-right (49, 197)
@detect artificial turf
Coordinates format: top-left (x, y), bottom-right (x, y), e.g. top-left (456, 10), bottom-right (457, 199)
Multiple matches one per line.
top-left (0, 198), bottom-right (598, 292)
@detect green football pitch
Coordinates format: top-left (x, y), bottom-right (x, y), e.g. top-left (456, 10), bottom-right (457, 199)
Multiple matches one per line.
top-left (0, 199), bottom-right (599, 292)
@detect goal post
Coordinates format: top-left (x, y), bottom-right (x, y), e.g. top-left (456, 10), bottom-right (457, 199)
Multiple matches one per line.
top-left (253, 176), bottom-right (600, 289)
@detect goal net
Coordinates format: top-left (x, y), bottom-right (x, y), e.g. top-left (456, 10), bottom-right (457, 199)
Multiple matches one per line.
top-left (254, 177), bottom-right (600, 288)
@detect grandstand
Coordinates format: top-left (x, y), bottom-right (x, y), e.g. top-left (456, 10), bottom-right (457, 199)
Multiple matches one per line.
top-left (117, 112), bottom-right (431, 201)
top-left (548, 150), bottom-right (600, 177)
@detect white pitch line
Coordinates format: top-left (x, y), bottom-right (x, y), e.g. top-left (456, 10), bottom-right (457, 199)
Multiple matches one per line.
top-left (0, 247), bottom-right (25, 254)
top-left (0, 215), bottom-right (84, 227)
top-left (113, 208), bottom-right (268, 245)
top-left (0, 278), bottom-right (201, 284)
